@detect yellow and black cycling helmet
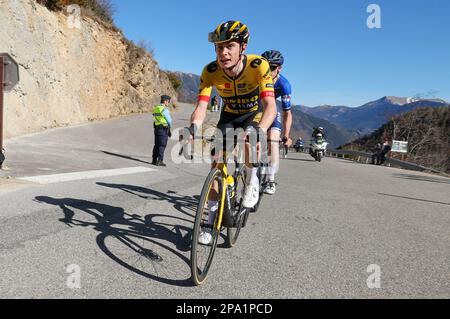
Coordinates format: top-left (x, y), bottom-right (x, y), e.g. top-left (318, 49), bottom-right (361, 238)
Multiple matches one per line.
top-left (208, 20), bottom-right (250, 44)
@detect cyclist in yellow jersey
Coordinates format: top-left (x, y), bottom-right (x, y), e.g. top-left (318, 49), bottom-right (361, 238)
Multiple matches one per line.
top-left (183, 21), bottom-right (277, 244)
top-left (198, 55), bottom-right (275, 115)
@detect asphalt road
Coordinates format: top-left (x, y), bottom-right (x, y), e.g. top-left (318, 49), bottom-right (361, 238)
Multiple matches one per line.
top-left (0, 103), bottom-right (449, 298)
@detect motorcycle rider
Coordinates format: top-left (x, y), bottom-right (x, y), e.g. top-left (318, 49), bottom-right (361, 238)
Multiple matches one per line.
top-left (312, 127), bottom-right (326, 139)
top-left (310, 127), bottom-right (326, 157)
top-left (295, 138), bottom-right (304, 152)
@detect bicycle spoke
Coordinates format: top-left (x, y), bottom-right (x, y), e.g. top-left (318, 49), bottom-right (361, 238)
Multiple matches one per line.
top-left (191, 169), bottom-right (223, 285)
top-left (226, 170), bottom-right (246, 247)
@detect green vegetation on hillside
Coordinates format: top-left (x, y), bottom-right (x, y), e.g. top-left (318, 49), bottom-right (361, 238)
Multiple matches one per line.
top-left (37, 0), bottom-right (115, 25)
top-left (348, 107), bottom-right (450, 173)
top-left (164, 71), bottom-right (182, 91)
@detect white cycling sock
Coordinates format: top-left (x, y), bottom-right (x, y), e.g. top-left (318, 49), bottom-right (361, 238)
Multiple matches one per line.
top-left (268, 162), bottom-right (279, 182)
top-left (245, 166), bottom-right (259, 186)
top-left (268, 172), bottom-right (275, 183)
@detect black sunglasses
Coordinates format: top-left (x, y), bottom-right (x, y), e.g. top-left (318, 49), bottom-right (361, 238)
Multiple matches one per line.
top-left (270, 65), bottom-right (279, 71)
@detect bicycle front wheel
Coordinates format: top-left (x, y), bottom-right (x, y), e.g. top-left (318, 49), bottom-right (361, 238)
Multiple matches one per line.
top-left (191, 168), bottom-right (224, 286)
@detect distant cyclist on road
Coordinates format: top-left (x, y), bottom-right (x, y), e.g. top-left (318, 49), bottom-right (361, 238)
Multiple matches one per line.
top-left (182, 20), bottom-right (277, 244)
top-left (261, 50), bottom-right (293, 195)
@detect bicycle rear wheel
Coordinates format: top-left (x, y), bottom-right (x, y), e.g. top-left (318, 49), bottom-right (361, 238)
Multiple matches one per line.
top-left (226, 168), bottom-right (247, 247)
top-left (281, 144), bottom-right (288, 159)
top-left (252, 164), bottom-right (268, 213)
top-left (191, 168), bottom-right (223, 286)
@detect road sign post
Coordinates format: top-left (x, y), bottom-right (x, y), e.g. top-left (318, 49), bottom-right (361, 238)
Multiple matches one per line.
top-left (0, 56), bottom-right (4, 168)
top-left (0, 53), bottom-right (20, 169)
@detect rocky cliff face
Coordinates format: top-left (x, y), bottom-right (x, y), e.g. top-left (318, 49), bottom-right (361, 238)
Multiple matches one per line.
top-left (0, 0), bottom-right (176, 138)
top-left (175, 72), bottom-right (200, 103)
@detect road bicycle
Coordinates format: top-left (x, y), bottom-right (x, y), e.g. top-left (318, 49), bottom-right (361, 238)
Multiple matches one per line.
top-left (189, 137), bottom-right (268, 286)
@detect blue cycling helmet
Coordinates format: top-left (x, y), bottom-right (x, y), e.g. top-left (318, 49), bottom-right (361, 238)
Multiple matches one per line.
top-left (262, 50), bottom-right (284, 66)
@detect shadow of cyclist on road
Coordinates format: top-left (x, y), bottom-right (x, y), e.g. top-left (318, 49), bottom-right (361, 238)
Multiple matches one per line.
top-left (94, 183), bottom-right (240, 249)
top-left (96, 182), bottom-right (199, 218)
top-left (34, 196), bottom-right (193, 287)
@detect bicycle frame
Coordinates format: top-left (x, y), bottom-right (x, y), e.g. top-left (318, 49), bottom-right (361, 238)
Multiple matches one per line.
top-left (214, 162), bottom-right (230, 232)
top-left (210, 146), bottom-right (243, 231)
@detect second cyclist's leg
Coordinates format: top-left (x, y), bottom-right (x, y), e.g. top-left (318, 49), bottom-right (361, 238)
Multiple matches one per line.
top-left (266, 128), bottom-right (281, 195)
top-left (265, 112), bottom-right (282, 195)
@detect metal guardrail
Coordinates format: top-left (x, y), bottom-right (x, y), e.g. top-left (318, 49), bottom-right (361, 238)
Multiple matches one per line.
top-left (326, 149), bottom-right (443, 174)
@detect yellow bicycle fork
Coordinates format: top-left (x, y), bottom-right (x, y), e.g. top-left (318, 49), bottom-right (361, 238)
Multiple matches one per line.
top-left (213, 162), bottom-right (235, 232)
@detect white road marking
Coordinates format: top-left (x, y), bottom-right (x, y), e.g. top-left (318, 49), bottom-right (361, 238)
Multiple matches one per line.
top-left (18, 167), bottom-right (157, 184)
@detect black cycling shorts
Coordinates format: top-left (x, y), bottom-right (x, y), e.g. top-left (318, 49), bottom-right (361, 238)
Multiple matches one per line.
top-left (211, 111), bottom-right (264, 157)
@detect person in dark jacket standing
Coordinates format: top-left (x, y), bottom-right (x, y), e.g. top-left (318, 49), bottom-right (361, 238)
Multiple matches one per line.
top-left (372, 143), bottom-right (382, 165)
top-left (152, 95), bottom-right (173, 167)
top-left (210, 95), bottom-right (218, 112)
top-left (378, 139), bottom-right (391, 165)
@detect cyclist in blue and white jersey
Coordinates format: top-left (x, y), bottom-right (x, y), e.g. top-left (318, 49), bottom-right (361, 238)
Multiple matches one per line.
top-left (261, 50), bottom-right (293, 195)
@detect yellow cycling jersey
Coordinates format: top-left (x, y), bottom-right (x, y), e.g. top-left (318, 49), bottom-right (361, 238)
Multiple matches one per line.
top-left (198, 54), bottom-right (275, 115)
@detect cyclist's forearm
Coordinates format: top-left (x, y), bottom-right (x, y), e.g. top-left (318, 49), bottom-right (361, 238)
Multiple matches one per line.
top-left (190, 101), bottom-right (208, 127)
top-left (282, 110), bottom-right (293, 138)
top-left (258, 97), bottom-right (277, 130)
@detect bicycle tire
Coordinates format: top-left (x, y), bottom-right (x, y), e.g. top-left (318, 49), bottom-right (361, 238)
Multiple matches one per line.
top-left (226, 168), bottom-right (247, 247)
top-left (280, 144), bottom-right (288, 158)
top-left (252, 164), bottom-right (267, 213)
top-left (191, 168), bottom-right (223, 286)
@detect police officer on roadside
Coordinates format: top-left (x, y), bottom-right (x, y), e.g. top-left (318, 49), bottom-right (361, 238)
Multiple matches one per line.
top-left (152, 95), bottom-right (173, 167)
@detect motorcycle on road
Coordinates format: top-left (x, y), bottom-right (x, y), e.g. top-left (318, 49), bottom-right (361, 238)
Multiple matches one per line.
top-left (309, 136), bottom-right (328, 162)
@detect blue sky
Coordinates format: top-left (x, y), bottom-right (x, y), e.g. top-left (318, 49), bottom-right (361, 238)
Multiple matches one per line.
top-left (112, 0), bottom-right (450, 107)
